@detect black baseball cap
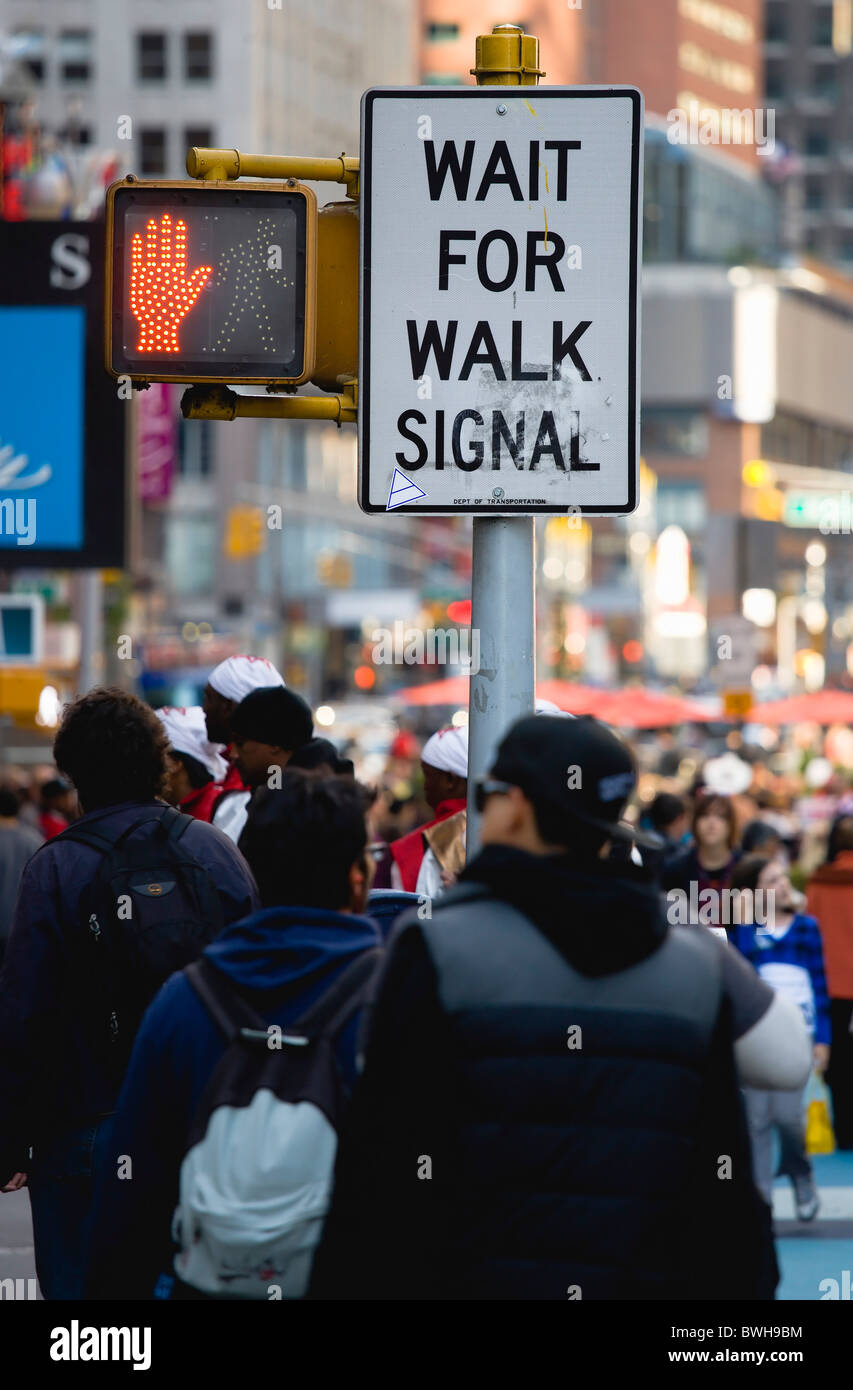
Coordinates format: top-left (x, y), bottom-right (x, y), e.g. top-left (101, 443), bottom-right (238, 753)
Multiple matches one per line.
top-left (490, 714), bottom-right (655, 846)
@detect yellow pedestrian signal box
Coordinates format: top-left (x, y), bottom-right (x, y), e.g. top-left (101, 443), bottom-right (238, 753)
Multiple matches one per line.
top-left (723, 689), bottom-right (754, 718)
top-left (225, 506), bottom-right (265, 559)
top-left (105, 179), bottom-right (317, 386)
top-left (0, 668), bottom-right (46, 718)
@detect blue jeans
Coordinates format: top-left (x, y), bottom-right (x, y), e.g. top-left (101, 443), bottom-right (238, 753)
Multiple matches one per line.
top-left (28, 1114), bottom-right (116, 1301)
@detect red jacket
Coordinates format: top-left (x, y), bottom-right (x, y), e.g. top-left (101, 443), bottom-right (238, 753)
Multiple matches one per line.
top-left (179, 781), bottom-right (221, 823)
top-left (389, 798), bottom-right (467, 892)
top-left (209, 755), bottom-right (247, 824)
top-left (39, 811), bottom-right (68, 841)
top-left (218, 758), bottom-right (245, 794)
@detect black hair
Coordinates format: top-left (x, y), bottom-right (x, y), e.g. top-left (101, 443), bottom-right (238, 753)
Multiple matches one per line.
top-left (730, 853), bottom-right (772, 895)
top-left (40, 777), bottom-right (71, 803)
top-left (648, 792), bottom-right (686, 835)
top-left (741, 820), bottom-right (780, 854)
top-left (530, 798), bottom-right (610, 856)
top-left (172, 750), bottom-right (213, 790)
top-left (827, 815), bottom-right (853, 861)
top-left (53, 687), bottom-right (168, 810)
top-left (288, 737), bottom-right (354, 777)
top-left (239, 770), bottom-right (370, 909)
top-left (0, 785), bottom-right (19, 818)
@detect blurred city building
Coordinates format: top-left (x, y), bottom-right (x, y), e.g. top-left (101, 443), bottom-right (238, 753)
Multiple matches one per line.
top-left (421, 0), bottom-right (765, 163)
top-left (1, 0), bottom-right (415, 179)
top-left (418, 1), bottom-right (853, 698)
top-left (763, 0), bottom-right (853, 268)
top-left (0, 0), bottom-right (443, 708)
top-left (640, 260), bottom-right (853, 689)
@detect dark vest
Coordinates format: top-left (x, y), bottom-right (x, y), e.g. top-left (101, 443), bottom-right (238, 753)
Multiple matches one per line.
top-left (419, 884), bottom-right (755, 1300)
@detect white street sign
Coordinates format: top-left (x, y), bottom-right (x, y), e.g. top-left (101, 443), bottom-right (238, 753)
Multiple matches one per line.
top-left (359, 86), bottom-right (642, 515)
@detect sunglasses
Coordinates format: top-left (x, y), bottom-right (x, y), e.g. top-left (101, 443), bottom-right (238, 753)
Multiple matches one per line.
top-left (474, 779), bottom-right (515, 814)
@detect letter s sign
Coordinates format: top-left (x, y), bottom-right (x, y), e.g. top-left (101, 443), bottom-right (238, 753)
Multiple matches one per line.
top-left (50, 233), bottom-right (91, 291)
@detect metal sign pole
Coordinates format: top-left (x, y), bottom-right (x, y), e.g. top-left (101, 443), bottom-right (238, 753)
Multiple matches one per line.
top-left (358, 29), bottom-right (640, 850)
top-left (465, 26), bottom-right (540, 857)
top-left (467, 515), bottom-right (535, 854)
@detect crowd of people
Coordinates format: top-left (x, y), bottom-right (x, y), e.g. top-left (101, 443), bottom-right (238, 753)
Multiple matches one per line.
top-left (0, 654), bottom-right (850, 1300)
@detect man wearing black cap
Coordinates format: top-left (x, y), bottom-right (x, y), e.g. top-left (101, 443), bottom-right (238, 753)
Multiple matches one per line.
top-left (312, 714), bottom-right (811, 1302)
top-left (211, 687), bottom-right (314, 844)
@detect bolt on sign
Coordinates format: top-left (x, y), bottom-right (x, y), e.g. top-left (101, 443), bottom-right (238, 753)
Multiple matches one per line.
top-left (105, 180), bottom-right (317, 385)
top-left (359, 87), bottom-right (643, 515)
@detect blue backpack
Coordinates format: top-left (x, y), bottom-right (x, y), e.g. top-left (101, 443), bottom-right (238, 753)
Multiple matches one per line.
top-left (59, 805), bottom-right (225, 1076)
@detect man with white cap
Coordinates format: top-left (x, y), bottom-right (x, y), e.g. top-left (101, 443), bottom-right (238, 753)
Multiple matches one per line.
top-left (389, 724), bottom-right (468, 892)
top-left (202, 655), bottom-right (286, 802)
top-left (156, 707), bottom-right (229, 823)
top-left (214, 686), bottom-right (315, 845)
top-left (203, 656), bottom-right (285, 744)
top-left (412, 707), bottom-right (575, 897)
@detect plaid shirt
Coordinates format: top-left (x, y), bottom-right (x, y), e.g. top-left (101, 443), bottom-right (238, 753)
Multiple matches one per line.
top-left (729, 913), bottom-right (831, 1044)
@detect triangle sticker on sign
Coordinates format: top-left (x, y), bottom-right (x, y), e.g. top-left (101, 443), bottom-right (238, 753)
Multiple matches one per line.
top-left (386, 468), bottom-right (427, 511)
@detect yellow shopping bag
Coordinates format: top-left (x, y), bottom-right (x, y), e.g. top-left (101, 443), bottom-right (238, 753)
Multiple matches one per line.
top-left (805, 1074), bottom-right (836, 1155)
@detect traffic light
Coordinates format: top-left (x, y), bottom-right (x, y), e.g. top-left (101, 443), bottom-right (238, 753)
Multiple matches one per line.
top-left (225, 506), bottom-right (265, 559)
top-left (105, 180), bottom-right (317, 385)
top-left (315, 552), bottom-right (352, 586)
top-left (0, 668), bottom-right (48, 726)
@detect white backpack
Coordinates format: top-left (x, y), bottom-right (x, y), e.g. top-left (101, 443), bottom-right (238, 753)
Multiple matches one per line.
top-left (172, 949), bottom-right (381, 1299)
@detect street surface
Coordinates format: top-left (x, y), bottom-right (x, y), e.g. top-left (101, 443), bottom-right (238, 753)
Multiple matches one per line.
top-left (2, 1152), bottom-right (851, 1302)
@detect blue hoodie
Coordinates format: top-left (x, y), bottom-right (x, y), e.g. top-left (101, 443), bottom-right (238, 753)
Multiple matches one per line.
top-left (86, 904), bottom-right (382, 1300)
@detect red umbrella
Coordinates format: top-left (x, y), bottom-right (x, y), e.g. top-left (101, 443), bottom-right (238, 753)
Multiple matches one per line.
top-left (393, 677), bottom-right (713, 726)
top-left (392, 675), bottom-right (470, 706)
top-left (394, 677), bottom-right (603, 710)
top-left (595, 687), bottom-right (718, 729)
top-left (746, 690), bottom-right (853, 726)
top-left (530, 679), bottom-right (605, 715)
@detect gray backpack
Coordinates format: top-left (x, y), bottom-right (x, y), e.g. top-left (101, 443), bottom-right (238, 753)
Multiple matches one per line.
top-left (173, 949), bottom-right (381, 1299)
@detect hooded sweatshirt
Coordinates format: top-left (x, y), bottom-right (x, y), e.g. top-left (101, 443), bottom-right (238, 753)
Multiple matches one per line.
top-left (86, 903), bottom-right (381, 1300)
top-left (459, 844), bottom-right (668, 974)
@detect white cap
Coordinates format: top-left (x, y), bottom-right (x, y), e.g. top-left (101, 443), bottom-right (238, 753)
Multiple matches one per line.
top-left (207, 654), bottom-right (285, 704)
top-left (421, 725), bottom-right (469, 779)
top-left (535, 698), bottom-right (575, 718)
top-left (157, 706), bottom-right (229, 782)
top-left (702, 752), bottom-right (753, 796)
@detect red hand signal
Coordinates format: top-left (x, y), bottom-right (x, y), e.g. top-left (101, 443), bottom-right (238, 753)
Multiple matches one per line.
top-left (129, 214), bottom-right (213, 354)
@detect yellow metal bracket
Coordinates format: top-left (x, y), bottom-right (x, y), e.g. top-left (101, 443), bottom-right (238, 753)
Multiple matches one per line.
top-left (185, 146), bottom-right (359, 421)
top-left (187, 147), bottom-right (359, 200)
top-left (181, 378), bottom-right (357, 427)
top-left (471, 23), bottom-right (544, 85)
